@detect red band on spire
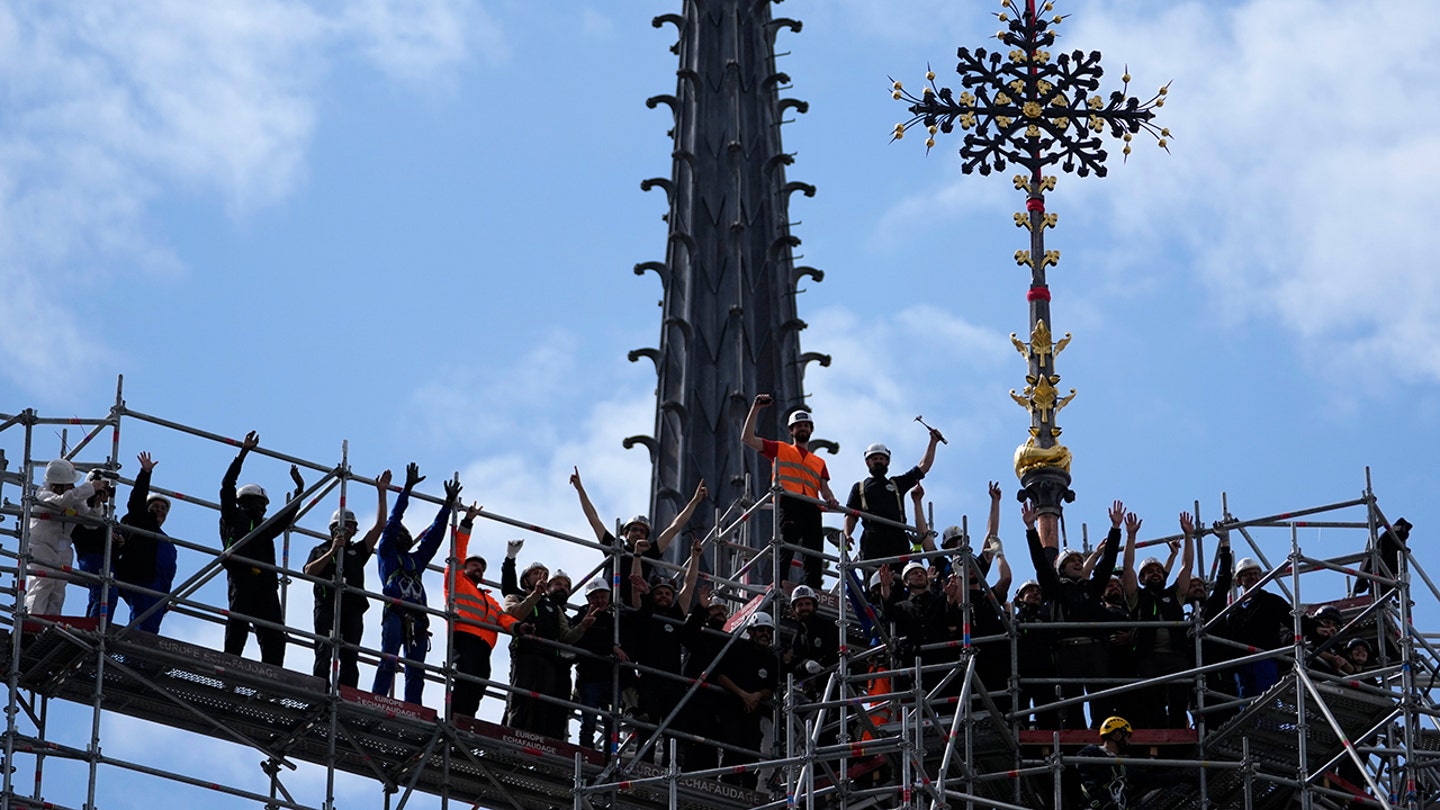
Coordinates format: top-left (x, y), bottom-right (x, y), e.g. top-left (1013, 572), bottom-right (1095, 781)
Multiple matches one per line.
top-left (1027, 287), bottom-right (1051, 302)
top-left (1026, 198), bottom-right (1045, 212)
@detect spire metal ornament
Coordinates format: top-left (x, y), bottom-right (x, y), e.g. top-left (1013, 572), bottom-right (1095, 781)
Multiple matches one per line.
top-left (892, 0), bottom-right (1168, 517)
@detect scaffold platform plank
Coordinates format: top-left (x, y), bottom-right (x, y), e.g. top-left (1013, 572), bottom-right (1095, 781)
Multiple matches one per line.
top-left (4, 620), bottom-right (770, 810)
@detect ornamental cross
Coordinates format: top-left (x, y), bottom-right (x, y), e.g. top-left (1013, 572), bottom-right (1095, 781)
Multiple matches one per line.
top-left (891, 0), bottom-right (1169, 518)
top-left (892, 0), bottom-right (1169, 178)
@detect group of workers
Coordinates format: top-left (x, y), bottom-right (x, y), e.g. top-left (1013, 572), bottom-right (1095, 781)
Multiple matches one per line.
top-left (17, 405), bottom-right (1406, 802)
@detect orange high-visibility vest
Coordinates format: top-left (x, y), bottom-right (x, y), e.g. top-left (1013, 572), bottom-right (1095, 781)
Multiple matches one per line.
top-left (772, 443), bottom-right (826, 499)
top-left (445, 526), bottom-right (519, 648)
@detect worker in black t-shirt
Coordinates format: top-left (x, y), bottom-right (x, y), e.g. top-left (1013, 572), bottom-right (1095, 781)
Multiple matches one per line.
top-left (842, 429), bottom-right (943, 561)
top-left (303, 470), bottom-right (389, 687)
top-left (715, 612), bottom-right (782, 788)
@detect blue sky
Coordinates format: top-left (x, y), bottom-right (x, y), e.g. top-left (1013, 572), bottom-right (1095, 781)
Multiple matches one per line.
top-left (2, 0), bottom-right (1438, 807)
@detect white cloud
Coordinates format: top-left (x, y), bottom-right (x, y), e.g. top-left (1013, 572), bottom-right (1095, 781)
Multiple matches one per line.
top-left (342, 0), bottom-right (507, 81)
top-left (0, 0), bottom-right (503, 401)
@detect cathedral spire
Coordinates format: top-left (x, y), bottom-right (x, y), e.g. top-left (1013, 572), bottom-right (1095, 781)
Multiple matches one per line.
top-left (627, 1), bottom-right (829, 549)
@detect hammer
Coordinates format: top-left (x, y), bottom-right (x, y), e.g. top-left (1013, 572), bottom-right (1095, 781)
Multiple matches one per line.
top-left (914, 415), bottom-right (948, 444)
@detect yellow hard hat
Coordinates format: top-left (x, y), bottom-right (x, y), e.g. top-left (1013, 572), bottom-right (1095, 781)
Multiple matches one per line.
top-left (1099, 716), bottom-right (1133, 737)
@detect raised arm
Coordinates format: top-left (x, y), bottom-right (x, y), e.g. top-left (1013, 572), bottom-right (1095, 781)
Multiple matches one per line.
top-left (262, 464), bottom-right (307, 537)
top-left (220, 430), bottom-right (259, 508)
top-left (629, 538), bottom-right (652, 609)
top-left (912, 485), bottom-right (936, 553)
top-left (994, 550), bottom-right (1013, 597)
top-left (983, 481), bottom-right (1002, 562)
top-left (127, 452), bottom-right (157, 520)
top-left (1087, 501), bottom-right (1125, 594)
top-left (378, 463), bottom-right (422, 556)
top-left (1023, 502), bottom-right (1060, 594)
top-left (414, 476), bottom-right (462, 567)
top-left (569, 466), bottom-right (609, 542)
top-left (677, 536), bottom-right (704, 613)
top-left (1082, 542), bottom-right (1106, 579)
top-left (1121, 511), bottom-right (1141, 599)
top-left (361, 469), bottom-right (392, 554)
top-left (1175, 512), bottom-right (1195, 596)
top-left (655, 480), bottom-right (707, 556)
top-left (741, 394), bottom-right (772, 452)
top-left (916, 427), bottom-right (943, 475)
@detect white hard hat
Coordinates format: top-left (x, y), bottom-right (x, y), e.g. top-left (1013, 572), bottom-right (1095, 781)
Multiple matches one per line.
top-left (622, 515), bottom-right (651, 533)
top-left (1235, 557), bottom-right (1262, 576)
top-left (748, 612), bottom-right (775, 630)
top-left (44, 459), bottom-right (76, 485)
top-left (790, 585), bottom-right (817, 604)
top-left (521, 561), bottom-right (549, 581)
top-left (1016, 579), bottom-right (1041, 597)
top-left (550, 569), bottom-right (572, 587)
top-left (330, 508), bottom-right (357, 527)
top-left (901, 561), bottom-right (928, 580)
top-left (584, 578), bottom-right (611, 595)
top-left (1055, 549), bottom-right (1084, 573)
top-left (1138, 557), bottom-right (1165, 575)
top-left (864, 443), bottom-right (891, 460)
top-left (147, 493), bottom-right (172, 508)
top-left (787, 410), bottom-right (813, 427)
top-left (942, 525), bottom-right (964, 546)
top-left (236, 483), bottom-right (268, 501)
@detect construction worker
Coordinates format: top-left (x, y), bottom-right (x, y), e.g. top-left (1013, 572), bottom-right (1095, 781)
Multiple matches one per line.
top-left (623, 535), bottom-right (703, 758)
top-left (504, 566), bottom-right (575, 739)
top-left (568, 577), bottom-right (625, 750)
top-left (783, 584), bottom-right (838, 683)
top-left (715, 612), bottom-right (781, 788)
top-left (446, 502), bottom-right (526, 719)
top-left (1120, 511), bottom-right (1194, 729)
top-left (1074, 716), bottom-right (1135, 809)
top-left (1198, 527), bottom-right (1238, 726)
top-left (1012, 579), bottom-right (1057, 729)
top-left (1303, 605), bottom-right (1354, 677)
top-left (219, 431), bottom-right (304, 665)
top-left (1225, 555), bottom-right (1292, 698)
top-left (69, 470), bottom-right (118, 618)
top-left (1353, 517), bottom-right (1412, 597)
top-left (678, 584), bottom-right (730, 769)
top-left (115, 451), bottom-right (176, 633)
top-left (570, 466), bottom-right (707, 605)
top-left (372, 463), bottom-right (460, 705)
top-left (303, 470), bottom-right (389, 687)
top-left (1026, 499), bottom-right (1124, 729)
top-left (28, 458), bottom-right (110, 616)
top-left (741, 394), bottom-right (840, 588)
top-left (841, 428), bottom-right (943, 561)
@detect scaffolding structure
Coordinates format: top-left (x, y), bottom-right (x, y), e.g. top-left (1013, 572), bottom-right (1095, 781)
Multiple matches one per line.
top-left (1, 386), bottom-right (1438, 810)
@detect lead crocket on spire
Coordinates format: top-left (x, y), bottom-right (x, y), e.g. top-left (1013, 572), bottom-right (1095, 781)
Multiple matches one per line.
top-left (627, 1), bottom-right (830, 556)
